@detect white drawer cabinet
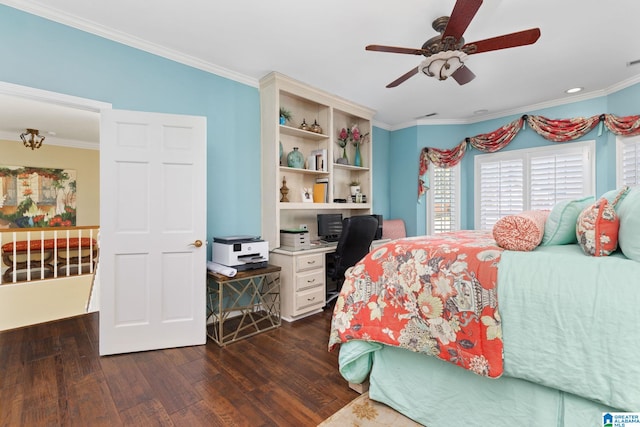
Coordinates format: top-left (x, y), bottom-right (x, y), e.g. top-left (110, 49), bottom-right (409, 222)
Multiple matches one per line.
top-left (296, 253), bottom-right (323, 272)
top-left (295, 286), bottom-right (325, 313)
top-left (270, 249), bottom-right (326, 321)
top-left (295, 269), bottom-right (324, 291)
top-left (269, 240), bottom-right (389, 322)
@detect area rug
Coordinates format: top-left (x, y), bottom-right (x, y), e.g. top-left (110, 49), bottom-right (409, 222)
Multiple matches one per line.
top-left (318, 392), bottom-right (423, 426)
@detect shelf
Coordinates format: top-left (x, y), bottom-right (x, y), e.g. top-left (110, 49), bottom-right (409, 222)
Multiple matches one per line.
top-left (279, 166), bottom-right (329, 175)
top-left (261, 72), bottom-right (375, 251)
top-left (280, 125), bottom-right (329, 140)
top-left (333, 163), bottom-right (370, 172)
top-left (279, 202), bottom-right (371, 210)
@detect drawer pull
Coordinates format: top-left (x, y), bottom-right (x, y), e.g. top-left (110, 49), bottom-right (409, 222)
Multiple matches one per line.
top-left (308, 296), bottom-right (316, 301)
top-left (307, 278), bottom-right (316, 283)
top-left (307, 260), bottom-right (316, 265)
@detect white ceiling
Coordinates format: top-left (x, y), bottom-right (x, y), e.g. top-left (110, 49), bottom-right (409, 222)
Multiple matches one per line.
top-left (2, 0), bottom-right (640, 146)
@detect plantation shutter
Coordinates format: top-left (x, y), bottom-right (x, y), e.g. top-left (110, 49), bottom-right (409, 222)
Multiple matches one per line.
top-left (478, 158), bottom-right (524, 230)
top-left (475, 141), bottom-right (594, 230)
top-left (621, 139), bottom-right (640, 186)
top-left (430, 165), bottom-right (458, 233)
top-left (530, 151), bottom-right (586, 210)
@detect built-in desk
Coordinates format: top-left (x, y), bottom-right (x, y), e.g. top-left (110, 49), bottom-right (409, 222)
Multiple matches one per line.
top-left (271, 239), bottom-right (390, 321)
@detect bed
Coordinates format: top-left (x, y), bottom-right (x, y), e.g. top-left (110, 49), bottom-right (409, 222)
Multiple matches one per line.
top-left (329, 188), bottom-right (640, 426)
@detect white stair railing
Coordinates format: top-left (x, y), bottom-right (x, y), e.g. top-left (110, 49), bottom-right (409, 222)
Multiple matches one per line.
top-left (0, 226), bottom-right (99, 285)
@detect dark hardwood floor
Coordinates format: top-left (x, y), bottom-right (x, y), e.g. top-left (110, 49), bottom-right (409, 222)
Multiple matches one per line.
top-left (0, 308), bottom-right (358, 426)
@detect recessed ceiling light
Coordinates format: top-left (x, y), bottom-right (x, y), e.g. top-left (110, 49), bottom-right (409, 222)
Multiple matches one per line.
top-left (565, 87), bottom-right (583, 94)
top-left (474, 109), bottom-right (488, 115)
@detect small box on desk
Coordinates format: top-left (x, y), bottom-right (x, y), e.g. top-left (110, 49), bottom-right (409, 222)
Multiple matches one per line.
top-left (280, 229), bottom-right (310, 250)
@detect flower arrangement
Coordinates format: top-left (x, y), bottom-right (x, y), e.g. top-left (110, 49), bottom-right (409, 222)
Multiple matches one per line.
top-left (337, 124), bottom-right (370, 166)
top-left (337, 127), bottom-right (349, 148)
top-left (349, 124), bottom-right (369, 147)
top-left (337, 125), bottom-right (369, 147)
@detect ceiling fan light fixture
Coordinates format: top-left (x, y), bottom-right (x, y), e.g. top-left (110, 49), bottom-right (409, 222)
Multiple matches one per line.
top-left (420, 51), bottom-right (468, 81)
top-left (20, 128), bottom-right (45, 150)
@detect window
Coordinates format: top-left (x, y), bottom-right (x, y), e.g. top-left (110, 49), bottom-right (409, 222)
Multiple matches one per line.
top-left (617, 135), bottom-right (640, 186)
top-left (475, 141), bottom-right (595, 230)
top-left (428, 164), bottom-right (460, 234)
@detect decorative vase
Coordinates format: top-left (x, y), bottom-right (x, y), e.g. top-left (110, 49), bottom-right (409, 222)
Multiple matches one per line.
top-left (336, 146), bottom-right (349, 165)
top-left (354, 143), bottom-right (362, 167)
top-left (287, 147), bottom-right (304, 168)
top-left (350, 185), bottom-right (361, 196)
top-left (279, 116), bottom-right (286, 125)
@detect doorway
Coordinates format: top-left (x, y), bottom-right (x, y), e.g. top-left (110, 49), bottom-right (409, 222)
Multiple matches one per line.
top-left (0, 82), bottom-right (109, 330)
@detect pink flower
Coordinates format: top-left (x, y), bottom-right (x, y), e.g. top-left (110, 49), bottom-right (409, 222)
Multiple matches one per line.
top-left (337, 128), bottom-right (349, 148)
top-left (349, 125), bottom-right (369, 146)
top-left (351, 125), bottom-right (361, 141)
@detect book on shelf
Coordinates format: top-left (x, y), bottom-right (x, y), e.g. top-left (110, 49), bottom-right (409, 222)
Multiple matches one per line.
top-left (310, 149), bottom-right (327, 172)
top-left (314, 177), bottom-right (328, 203)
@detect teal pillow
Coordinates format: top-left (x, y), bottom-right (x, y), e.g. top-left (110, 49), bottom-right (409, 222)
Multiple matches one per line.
top-left (541, 196), bottom-right (595, 245)
top-left (617, 186), bottom-right (640, 262)
top-left (601, 186), bottom-right (631, 212)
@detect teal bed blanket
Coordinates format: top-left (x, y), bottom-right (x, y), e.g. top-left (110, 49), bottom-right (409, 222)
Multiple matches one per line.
top-left (499, 244), bottom-right (640, 410)
top-left (337, 244), bottom-right (640, 423)
top-left (345, 343), bottom-right (617, 427)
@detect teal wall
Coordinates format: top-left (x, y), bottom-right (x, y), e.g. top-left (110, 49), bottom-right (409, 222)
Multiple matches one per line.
top-left (371, 126), bottom-right (390, 218)
top-left (0, 5), bottom-right (260, 258)
top-left (2, 5), bottom-right (638, 242)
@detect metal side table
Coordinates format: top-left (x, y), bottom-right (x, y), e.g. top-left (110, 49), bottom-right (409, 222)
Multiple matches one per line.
top-left (206, 265), bottom-right (281, 346)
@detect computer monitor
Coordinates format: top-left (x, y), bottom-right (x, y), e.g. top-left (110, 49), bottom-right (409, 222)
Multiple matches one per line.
top-left (317, 213), bottom-right (343, 242)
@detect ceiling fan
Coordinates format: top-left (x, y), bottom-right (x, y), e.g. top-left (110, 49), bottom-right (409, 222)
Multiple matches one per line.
top-left (366, 0), bottom-right (541, 88)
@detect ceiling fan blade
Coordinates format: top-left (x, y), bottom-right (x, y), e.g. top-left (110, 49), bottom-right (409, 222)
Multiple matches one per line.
top-left (451, 65), bottom-right (476, 85)
top-left (386, 67), bottom-right (420, 88)
top-left (366, 44), bottom-right (427, 55)
top-left (463, 28), bottom-right (541, 54)
top-left (442, 0), bottom-right (483, 41)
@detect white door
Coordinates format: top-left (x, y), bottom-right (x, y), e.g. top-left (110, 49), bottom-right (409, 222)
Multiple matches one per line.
top-left (99, 109), bottom-right (207, 355)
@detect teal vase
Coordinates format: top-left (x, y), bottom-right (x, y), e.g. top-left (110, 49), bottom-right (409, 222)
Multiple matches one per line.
top-left (287, 147), bottom-right (304, 168)
top-left (354, 144), bottom-right (362, 167)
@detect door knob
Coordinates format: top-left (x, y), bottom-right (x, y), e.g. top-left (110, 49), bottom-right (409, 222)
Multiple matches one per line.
top-left (191, 240), bottom-right (203, 248)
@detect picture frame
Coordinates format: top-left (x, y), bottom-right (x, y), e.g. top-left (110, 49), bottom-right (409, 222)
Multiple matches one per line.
top-left (301, 188), bottom-right (313, 203)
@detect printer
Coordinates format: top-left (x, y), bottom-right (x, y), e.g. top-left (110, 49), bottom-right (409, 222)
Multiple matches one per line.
top-left (212, 235), bottom-right (269, 271)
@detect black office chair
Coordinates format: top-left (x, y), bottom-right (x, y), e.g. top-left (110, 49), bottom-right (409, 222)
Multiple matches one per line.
top-left (325, 215), bottom-right (379, 305)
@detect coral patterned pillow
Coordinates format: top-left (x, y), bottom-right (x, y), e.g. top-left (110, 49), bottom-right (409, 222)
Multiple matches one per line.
top-left (492, 210), bottom-right (550, 251)
top-left (576, 198), bottom-right (619, 256)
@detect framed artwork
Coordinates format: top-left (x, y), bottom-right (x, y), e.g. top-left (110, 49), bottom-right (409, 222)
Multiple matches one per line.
top-left (0, 165), bottom-right (77, 228)
top-left (301, 187), bottom-right (313, 203)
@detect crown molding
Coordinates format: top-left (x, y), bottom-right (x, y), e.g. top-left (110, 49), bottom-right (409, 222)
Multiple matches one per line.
top-left (387, 74), bottom-right (640, 131)
top-left (5, 1), bottom-right (640, 134)
top-left (1, 1), bottom-right (259, 88)
top-left (0, 81), bottom-right (111, 112)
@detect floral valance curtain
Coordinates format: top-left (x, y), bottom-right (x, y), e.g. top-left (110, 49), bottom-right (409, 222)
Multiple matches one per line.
top-left (418, 113), bottom-right (640, 197)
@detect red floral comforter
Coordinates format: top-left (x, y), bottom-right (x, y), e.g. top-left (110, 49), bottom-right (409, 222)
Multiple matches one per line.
top-left (329, 230), bottom-right (504, 378)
